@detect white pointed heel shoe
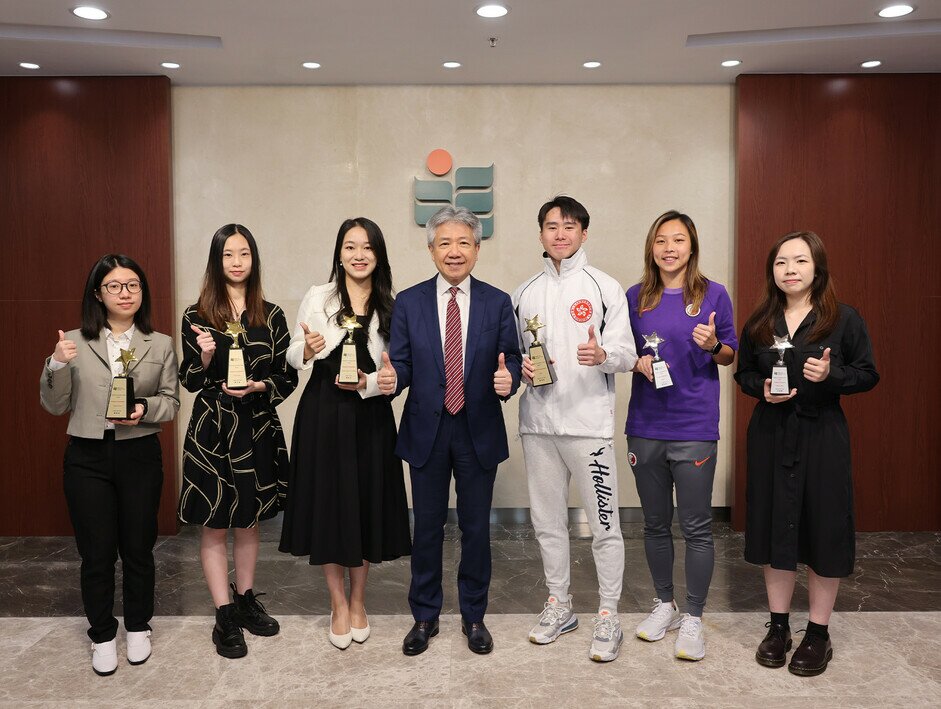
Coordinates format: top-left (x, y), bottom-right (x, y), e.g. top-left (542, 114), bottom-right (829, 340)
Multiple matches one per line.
top-left (351, 613), bottom-right (371, 644)
top-left (328, 612), bottom-right (353, 650)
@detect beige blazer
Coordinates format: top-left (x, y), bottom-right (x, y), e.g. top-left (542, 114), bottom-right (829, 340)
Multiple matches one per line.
top-left (40, 328), bottom-right (180, 440)
top-left (285, 283), bottom-right (388, 399)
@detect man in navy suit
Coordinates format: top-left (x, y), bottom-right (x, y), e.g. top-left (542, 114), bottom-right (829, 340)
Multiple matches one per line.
top-left (378, 206), bottom-right (522, 656)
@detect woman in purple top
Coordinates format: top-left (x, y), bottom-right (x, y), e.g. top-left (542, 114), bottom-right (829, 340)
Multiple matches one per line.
top-left (625, 210), bottom-right (737, 661)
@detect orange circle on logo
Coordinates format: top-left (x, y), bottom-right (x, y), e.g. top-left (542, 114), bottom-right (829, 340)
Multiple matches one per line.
top-left (426, 149), bottom-right (453, 176)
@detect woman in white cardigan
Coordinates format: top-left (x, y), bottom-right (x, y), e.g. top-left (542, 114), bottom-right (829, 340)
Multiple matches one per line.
top-left (279, 218), bottom-right (411, 649)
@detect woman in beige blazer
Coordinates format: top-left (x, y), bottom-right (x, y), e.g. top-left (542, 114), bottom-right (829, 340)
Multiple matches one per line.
top-left (40, 254), bottom-right (179, 676)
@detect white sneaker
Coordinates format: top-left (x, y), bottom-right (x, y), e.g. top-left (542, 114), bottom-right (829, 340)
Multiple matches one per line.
top-left (674, 614), bottom-right (706, 661)
top-left (636, 598), bottom-right (682, 641)
top-left (126, 630), bottom-right (152, 665)
top-left (528, 596), bottom-right (578, 645)
top-left (588, 610), bottom-right (623, 662)
top-left (91, 639), bottom-right (118, 676)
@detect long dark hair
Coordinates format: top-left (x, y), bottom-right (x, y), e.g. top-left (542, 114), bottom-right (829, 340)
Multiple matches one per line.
top-left (744, 230), bottom-right (839, 346)
top-left (80, 254), bottom-right (153, 340)
top-left (328, 218), bottom-right (394, 340)
top-left (196, 224), bottom-right (266, 330)
top-left (636, 210), bottom-right (709, 316)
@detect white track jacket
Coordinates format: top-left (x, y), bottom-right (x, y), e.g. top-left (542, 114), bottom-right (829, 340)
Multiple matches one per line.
top-left (511, 249), bottom-right (637, 438)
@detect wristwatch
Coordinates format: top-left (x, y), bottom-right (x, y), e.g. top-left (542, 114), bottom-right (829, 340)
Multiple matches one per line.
top-left (710, 340), bottom-right (723, 356)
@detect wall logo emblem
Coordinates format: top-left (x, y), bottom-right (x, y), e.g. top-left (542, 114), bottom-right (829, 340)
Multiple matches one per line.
top-left (570, 299), bottom-right (593, 323)
top-left (414, 149), bottom-right (494, 238)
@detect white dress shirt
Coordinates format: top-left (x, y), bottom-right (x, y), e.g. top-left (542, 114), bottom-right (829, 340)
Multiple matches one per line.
top-left (435, 273), bottom-right (470, 368)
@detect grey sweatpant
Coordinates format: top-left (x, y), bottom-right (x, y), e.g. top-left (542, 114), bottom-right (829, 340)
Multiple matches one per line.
top-left (627, 437), bottom-right (717, 617)
top-left (522, 435), bottom-right (624, 612)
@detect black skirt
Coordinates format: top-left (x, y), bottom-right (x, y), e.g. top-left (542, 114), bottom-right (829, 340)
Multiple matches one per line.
top-left (279, 318), bottom-right (411, 566)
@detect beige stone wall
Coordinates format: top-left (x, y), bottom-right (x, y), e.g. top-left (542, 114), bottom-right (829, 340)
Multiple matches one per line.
top-left (171, 85), bottom-right (735, 508)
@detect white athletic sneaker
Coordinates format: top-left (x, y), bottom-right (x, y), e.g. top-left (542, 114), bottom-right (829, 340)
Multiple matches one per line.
top-left (528, 596), bottom-right (578, 644)
top-left (636, 598), bottom-right (682, 641)
top-left (126, 630), bottom-right (152, 665)
top-left (674, 614), bottom-right (706, 661)
top-left (588, 610), bottom-right (623, 662)
top-left (91, 639), bottom-right (118, 676)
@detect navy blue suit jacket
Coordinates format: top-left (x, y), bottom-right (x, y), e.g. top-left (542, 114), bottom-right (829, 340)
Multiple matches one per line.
top-left (389, 275), bottom-right (522, 470)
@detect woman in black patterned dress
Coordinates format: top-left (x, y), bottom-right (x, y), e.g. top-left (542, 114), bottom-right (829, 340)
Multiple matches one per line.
top-left (178, 224), bottom-right (298, 659)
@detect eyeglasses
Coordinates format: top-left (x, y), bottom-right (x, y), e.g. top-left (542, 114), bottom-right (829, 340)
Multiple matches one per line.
top-left (100, 280), bottom-right (142, 295)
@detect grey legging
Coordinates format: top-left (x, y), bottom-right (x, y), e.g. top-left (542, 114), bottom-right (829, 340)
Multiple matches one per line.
top-left (628, 437), bottom-right (717, 617)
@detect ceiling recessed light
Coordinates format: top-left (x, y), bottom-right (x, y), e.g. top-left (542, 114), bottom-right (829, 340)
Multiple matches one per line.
top-left (19, 62), bottom-right (40, 70)
top-left (71, 6), bottom-right (110, 21)
top-left (302, 62), bottom-right (321, 69)
top-left (161, 62), bottom-right (180, 69)
top-left (721, 59), bottom-right (742, 67)
top-left (878, 4), bottom-right (914, 17)
top-left (860, 60), bottom-right (883, 68)
top-left (442, 61), bottom-right (462, 69)
top-left (583, 61), bottom-right (601, 69)
top-left (476, 4), bottom-right (509, 18)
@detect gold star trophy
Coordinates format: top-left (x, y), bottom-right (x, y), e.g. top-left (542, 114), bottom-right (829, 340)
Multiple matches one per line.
top-left (338, 314), bottom-right (364, 384)
top-left (224, 321), bottom-right (249, 389)
top-left (643, 332), bottom-right (673, 389)
top-left (524, 314), bottom-right (556, 387)
top-left (105, 348), bottom-right (138, 420)
top-left (769, 334), bottom-right (795, 395)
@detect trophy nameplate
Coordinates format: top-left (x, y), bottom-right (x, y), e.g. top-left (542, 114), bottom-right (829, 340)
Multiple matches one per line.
top-left (338, 314), bottom-right (363, 384)
top-left (105, 348), bottom-right (138, 420)
top-left (524, 314), bottom-right (556, 387)
top-left (643, 332), bottom-right (673, 389)
top-left (769, 335), bottom-right (795, 395)
top-left (225, 321), bottom-right (248, 390)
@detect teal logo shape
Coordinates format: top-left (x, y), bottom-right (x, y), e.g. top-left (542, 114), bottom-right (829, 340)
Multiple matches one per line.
top-left (414, 150), bottom-right (494, 239)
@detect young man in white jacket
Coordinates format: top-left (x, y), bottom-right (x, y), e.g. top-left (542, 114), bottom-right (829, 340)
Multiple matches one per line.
top-left (512, 196), bottom-right (637, 662)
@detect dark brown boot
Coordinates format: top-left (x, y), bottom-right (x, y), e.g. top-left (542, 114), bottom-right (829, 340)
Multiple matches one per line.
top-left (788, 632), bottom-right (833, 676)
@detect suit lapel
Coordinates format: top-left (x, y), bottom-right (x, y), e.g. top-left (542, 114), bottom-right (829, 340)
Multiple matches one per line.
top-left (128, 330), bottom-right (152, 374)
top-left (87, 331), bottom-right (112, 372)
top-left (420, 277), bottom-right (445, 378)
top-left (464, 276), bottom-right (486, 375)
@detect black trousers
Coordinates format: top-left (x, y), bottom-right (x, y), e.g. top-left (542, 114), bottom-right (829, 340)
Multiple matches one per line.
top-left (63, 432), bottom-right (164, 642)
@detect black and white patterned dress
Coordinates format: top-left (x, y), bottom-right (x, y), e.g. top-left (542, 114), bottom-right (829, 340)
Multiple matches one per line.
top-left (178, 302), bottom-right (298, 528)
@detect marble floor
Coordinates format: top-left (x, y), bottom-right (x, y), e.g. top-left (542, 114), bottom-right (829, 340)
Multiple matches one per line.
top-left (1, 517), bottom-right (939, 707)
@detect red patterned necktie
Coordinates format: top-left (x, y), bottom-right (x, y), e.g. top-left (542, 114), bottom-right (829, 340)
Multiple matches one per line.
top-left (443, 286), bottom-right (465, 414)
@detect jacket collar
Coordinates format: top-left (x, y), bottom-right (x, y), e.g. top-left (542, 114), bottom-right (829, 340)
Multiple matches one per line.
top-left (543, 247), bottom-right (588, 279)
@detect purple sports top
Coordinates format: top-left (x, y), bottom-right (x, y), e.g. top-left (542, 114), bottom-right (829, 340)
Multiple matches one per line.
top-left (625, 280), bottom-right (738, 441)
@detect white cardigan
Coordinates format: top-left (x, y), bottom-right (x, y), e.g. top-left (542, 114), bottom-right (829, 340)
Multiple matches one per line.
top-left (286, 283), bottom-right (387, 399)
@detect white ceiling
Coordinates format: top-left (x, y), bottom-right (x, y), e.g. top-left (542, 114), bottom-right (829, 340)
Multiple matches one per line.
top-left (1, 0), bottom-right (940, 85)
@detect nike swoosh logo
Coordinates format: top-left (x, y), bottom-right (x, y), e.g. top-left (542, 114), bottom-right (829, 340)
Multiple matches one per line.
top-left (694, 456), bottom-right (712, 467)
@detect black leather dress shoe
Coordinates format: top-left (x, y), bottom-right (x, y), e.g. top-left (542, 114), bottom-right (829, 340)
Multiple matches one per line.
top-left (462, 620), bottom-right (494, 655)
top-left (788, 633), bottom-right (833, 676)
top-left (755, 621), bottom-right (792, 668)
top-left (403, 620), bottom-right (439, 656)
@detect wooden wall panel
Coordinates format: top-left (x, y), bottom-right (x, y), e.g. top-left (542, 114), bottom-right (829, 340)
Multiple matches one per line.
top-left (0, 77), bottom-right (178, 535)
top-left (733, 74), bottom-right (941, 531)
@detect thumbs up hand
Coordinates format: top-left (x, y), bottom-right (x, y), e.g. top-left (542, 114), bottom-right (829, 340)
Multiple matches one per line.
top-left (52, 329), bottom-right (77, 364)
top-left (377, 351), bottom-right (397, 395)
top-left (692, 311), bottom-right (718, 351)
top-left (300, 322), bottom-right (326, 362)
top-left (493, 352), bottom-right (512, 396)
top-left (577, 324), bottom-right (606, 366)
top-left (803, 346), bottom-right (832, 382)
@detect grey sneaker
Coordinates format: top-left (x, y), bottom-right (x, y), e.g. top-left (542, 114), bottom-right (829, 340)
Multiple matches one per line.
top-left (636, 598), bottom-right (682, 641)
top-left (528, 596), bottom-right (578, 644)
top-left (588, 610), bottom-right (623, 662)
top-left (674, 614), bottom-right (706, 661)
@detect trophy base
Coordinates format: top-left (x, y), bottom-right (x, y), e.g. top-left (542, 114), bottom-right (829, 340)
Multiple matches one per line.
top-left (769, 365), bottom-right (790, 395)
top-left (227, 348), bottom-right (249, 389)
top-left (105, 376), bottom-right (136, 421)
top-left (338, 342), bottom-right (359, 384)
top-left (529, 344), bottom-right (556, 387)
top-left (652, 360), bottom-right (673, 389)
